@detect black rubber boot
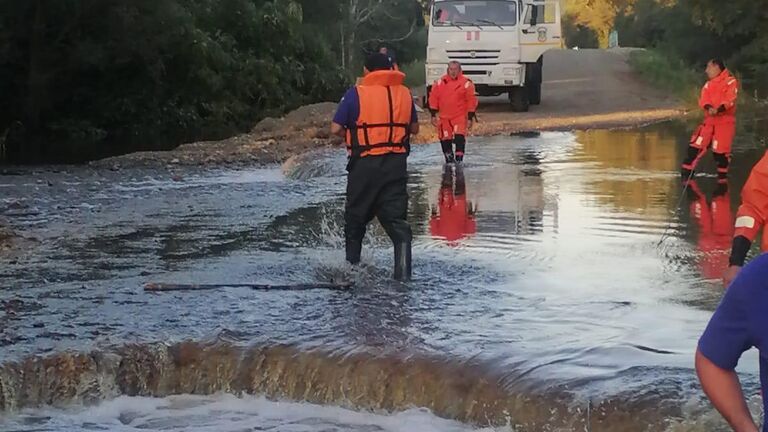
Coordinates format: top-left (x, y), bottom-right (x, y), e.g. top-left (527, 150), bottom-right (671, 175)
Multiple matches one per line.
top-left (346, 240), bottom-right (362, 265)
top-left (444, 152), bottom-right (455, 164)
top-left (393, 242), bottom-right (412, 282)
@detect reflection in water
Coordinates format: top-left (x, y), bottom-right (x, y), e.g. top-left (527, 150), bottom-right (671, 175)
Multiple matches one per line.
top-left (2, 121), bottom-right (768, 431)
top-left (429, 166), bottom-right (476, 245)
top-left (686, 180), bottom-right (734, 281)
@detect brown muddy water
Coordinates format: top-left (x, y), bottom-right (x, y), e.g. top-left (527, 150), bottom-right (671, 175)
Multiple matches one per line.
top-left (0, 120), bottom-right (766, 431)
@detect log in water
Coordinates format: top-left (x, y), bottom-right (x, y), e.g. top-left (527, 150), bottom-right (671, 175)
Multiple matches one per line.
top-left (144, 282), bottom-right (353, 292)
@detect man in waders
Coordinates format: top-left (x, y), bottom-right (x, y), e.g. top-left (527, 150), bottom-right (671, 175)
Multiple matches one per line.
top-left (681, 59), bottom-right (739, 183)
top-left (428, 61), bottom-right (478, 164)
top-left (331, 53), bottom-right (419, 281)
top-left (723, 151), bottom-right (768, 287)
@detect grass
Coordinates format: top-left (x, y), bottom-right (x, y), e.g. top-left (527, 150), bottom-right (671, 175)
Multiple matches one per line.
top-left (628, 49), bottom-right (701, 106)
top-left (401, 59), bottom-right (426, 89)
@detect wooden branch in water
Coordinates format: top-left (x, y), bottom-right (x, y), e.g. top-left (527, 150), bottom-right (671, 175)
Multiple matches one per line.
top-left (144, 282), bottom-right (353, 292)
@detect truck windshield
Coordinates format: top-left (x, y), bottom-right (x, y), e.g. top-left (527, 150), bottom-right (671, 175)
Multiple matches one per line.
top-left (432, 1), bottom-right (518, 27)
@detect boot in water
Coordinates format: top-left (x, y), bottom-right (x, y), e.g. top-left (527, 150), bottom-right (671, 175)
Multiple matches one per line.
top-left (393, 242), bottom-right (412, 282)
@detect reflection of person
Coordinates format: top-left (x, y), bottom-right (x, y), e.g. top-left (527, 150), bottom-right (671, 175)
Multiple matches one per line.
top-left (687, 180), bottom-right (733, 280)
top-left (681, 59), bottom-right (739, 183)
top-left (429, 166), bottom-right (477, 245)
top-left (723, 151), bottom-right (768, 286)
top-left (331, 53), bottom-right (419, 281)
top-left (696, 253), bottom-right (768, 432)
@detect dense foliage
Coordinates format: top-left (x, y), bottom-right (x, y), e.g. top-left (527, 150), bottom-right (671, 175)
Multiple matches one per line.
top-left (0, 0), bottom-right (425, 164)
top-left (564, 0), bottom-right (767, 95)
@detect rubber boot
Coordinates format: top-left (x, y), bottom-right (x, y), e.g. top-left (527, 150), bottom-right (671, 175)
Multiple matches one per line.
top-left (393, 242), bottom-right (412, 282)
top-left (444, 152), bottom-right (455, 164)
top-left (346, 240), bottom-right (362, 265)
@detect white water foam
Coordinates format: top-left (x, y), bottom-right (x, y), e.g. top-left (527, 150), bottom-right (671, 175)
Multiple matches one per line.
top-left (0, 393), bottom-right (508, 432)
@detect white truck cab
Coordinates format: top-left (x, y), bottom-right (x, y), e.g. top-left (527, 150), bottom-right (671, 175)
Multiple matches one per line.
top-left (425, 0), bottom-right (562, 112)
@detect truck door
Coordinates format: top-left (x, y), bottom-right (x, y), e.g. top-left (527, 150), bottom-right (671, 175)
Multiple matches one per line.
top-left (519, 1), bottom-right (562, 63)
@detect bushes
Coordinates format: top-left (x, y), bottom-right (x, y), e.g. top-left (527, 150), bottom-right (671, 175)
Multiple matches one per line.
top-left (0, 0), bottom-right (424, 164)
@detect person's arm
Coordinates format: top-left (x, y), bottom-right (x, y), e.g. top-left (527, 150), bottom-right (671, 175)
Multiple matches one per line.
top-left (331, 122), bottom-right (345, 137)
top-left (465, 79), bottom-right (478, 126)
top-left (698, 264), bottom-right (760, 430)
top-left (720, 77), bottom-right (739, 114)
top-left (726, 203), bottom-right (764, 286)
top-left (331, 88), bottom-right (357, 140)
top-left (429, 81), bottom-right (441, 125)
top-left (409, 100), bottom-right (420, 135)
top-left (696, 350), bottom-right (758, 432)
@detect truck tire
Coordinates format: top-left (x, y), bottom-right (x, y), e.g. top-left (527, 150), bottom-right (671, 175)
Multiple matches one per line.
top-left (528, 82), bottom-right (542, 105)
top-left (525, 60), bottom-right (543, 105)
top-left (509, 87), bottom-right (529, 112)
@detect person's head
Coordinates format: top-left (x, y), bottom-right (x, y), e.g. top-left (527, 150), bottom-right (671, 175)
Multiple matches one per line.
top-left (447, 61), bottom-right (462, 79)
top-left (706, 58), bottom-right (726, 79)
top-left (379, 46), bottom-right (389, 55)
top-left (363, 52), bottom-right (393, 75)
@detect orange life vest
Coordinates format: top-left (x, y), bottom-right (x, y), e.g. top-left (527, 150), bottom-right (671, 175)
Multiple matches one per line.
top-left (346, 70), bottom-right (413, 158)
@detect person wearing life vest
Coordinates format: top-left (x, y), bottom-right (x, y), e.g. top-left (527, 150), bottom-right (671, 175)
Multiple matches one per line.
top-left (430, 166), bottom-right (477, 246)
top-left (686, 180), bottom-right (733, 281)
top-left (331, 53), bottom-right (419, 281)
top-left (681, 59), bottom-right (739, 183)
top-left (723, 151), bottom-right (768, 287)
top-left (428, 61), bottom-right (479, 164)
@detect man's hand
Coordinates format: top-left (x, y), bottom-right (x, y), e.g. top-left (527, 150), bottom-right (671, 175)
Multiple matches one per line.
top-left (708, 107), bottom-right (719, 116)
top-left (467, 119), bottom-right (474, 130)
top-left (723, 265), bottom-right (742, 288)
top-left (431, 116), bottom-right (439, 127)
top-left (331, 122), bottom-right (345, 138)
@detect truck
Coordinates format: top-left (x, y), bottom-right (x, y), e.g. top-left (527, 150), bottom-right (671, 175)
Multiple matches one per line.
top-left (425, 0), bottom-right (563, 112)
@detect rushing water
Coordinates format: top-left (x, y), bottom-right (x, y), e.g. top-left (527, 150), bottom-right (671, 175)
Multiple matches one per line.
top-left (0, 121), bottom-right (766, 431)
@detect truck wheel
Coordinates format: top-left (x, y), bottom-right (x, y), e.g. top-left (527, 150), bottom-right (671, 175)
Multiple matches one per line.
top-left (509, 87), bottom-right (529, 112)
top-left (528, 83), bottom-right (542, 105)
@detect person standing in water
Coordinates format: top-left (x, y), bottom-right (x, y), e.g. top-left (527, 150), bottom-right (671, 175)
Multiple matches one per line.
top-left (331, 53), bottom-right (419, 281)
top-left (681, 59), bottom-right (739, 183)
top-left (428, 61), bottom-right (478, 164)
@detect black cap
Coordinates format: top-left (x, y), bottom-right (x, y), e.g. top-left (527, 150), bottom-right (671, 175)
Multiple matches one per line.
top-left (365, 53), bottom-right (393, 72)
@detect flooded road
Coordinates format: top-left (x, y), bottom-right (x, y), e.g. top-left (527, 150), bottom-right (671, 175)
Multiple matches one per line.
top-left (1, 121), bottom-right (766, 431)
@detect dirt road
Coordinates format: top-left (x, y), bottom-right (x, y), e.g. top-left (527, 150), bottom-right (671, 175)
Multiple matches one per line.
top-left (94, 49), bottom-right (687, 169)
top-left (415, 48), bottom-right (686, 142)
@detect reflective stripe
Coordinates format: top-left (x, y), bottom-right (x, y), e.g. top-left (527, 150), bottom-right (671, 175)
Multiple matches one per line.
top-left (735, 216), bottom-right (756, 229)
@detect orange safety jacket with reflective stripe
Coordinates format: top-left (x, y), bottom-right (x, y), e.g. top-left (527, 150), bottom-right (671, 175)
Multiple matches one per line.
top-left (428, 73), bottom-right (479, 120)
top-left (699, 70), bottom-right (739, 123)
top-left (346, 70), bottom-right (413, 158)
top-left (734, 151), bottom-right (768, 249)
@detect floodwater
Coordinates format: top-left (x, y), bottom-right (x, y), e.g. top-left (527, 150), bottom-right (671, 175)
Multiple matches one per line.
top-left (0, 120), bottom-right (766, 431)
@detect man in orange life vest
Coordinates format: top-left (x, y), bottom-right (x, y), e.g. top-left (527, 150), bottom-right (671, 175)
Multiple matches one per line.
top-left (681, 59), bottom-right (739, 183)
top-left (687, 180), bottom-right (733, 281)
top-left (723, 151), bottom-right (768, 287)
top-left (430, 166), bottom-right (477, 245)
top-left (331, 53), bottom-right (419, 281)
top-left (429, 61), bottom-right (479, 164)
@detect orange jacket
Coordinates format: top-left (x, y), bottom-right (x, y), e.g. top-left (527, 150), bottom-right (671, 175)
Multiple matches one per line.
top-left (346, 70), bottom-right (413, 158)
top-left (428, 73), bottom-right (479, 120)
top-left (699, 70), bottom-right (739, 123)
top-left (734, 151), bottom-right (768, 249)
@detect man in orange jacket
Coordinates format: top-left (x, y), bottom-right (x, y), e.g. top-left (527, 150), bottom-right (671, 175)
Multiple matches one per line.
top-left (723, 151), bottom-right (768, 286)
top-left (331, 53), bottom-right (420, 281)
top-left (681, 59), bottom-right (739, 183)
top-left (428, 61), bottom-right (479, 164)
top-left (430, 166), bottom-right (477, 246)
